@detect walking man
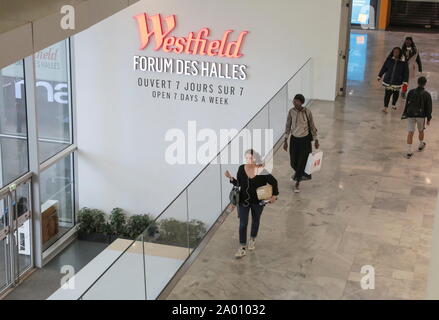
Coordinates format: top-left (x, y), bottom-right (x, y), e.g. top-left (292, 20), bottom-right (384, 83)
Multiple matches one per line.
top-left (402, 76), bottom-right (433, 159)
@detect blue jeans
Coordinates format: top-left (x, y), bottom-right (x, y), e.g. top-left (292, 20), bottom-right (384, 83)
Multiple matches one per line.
top-left (238, 204), bottom-right (264, 246)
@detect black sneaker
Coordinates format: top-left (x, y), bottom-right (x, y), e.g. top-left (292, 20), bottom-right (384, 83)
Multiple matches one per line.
top-left (418, 142), bottom-right (426, 152)
top-left (405, 153), bottom-right (414, 159)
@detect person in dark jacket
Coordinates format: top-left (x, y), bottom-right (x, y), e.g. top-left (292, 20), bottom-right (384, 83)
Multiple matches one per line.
top-left (224, 149), bottom-right (279, 258)
top-left (401, 76), bottom-right (433, 159)
top-left (378, 47), bottom-right (409, 113)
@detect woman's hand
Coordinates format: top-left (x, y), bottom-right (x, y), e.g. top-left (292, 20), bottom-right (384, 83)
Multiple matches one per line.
top-left (283, 140), bottom-right (288, 152)
top-left (224, 170), bottom-right (234, 180)
top-left (314, 140), bottom-right (320, 149)
top-left (269, 196), bottom-right (277, 204)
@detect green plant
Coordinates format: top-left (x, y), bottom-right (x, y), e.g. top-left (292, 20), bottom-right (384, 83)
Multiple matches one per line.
top-left (109, 207), bottom-right (127, 236)
top-left (125, 214), bottom-right (154, 239)
top-left (188, 219), bottom-right (207, 247)
top-left (157, 218), bottom-right (207, 248)
top-left (77, 207), bottom-right (107, 234)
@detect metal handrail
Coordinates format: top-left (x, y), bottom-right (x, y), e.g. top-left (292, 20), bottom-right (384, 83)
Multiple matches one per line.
top-left (0, 172), bottom-right (33, 198)
top-left (78, 57), bottom-right (312, 300)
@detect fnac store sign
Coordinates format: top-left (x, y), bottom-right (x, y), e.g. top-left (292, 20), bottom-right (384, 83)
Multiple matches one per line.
top-left (133, 13), bottom-right (249, 58)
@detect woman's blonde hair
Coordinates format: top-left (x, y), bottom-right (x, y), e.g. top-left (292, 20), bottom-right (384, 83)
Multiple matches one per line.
top-left (245, 149), bottom-right (263, 166)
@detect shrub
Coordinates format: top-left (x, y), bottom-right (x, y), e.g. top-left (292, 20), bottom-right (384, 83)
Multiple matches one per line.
top-left (77, 207), bottom-right (107, 234)
top-left (125, 214), bottom-right (154, 239)
top-left (109, 207), bottom-right (127, 236)
top-left (156, 218), bottom-right (207, 248)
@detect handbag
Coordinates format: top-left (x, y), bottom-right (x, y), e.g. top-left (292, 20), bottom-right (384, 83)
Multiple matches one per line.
top-left (256, 185), bottom-right (273, 201)
top-left (229, 186), bottom-right (240, 206)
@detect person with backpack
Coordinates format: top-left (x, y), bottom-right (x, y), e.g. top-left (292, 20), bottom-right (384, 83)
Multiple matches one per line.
top-left (378, 47), bottom-right (409, 113)
top-left (224, 149), bottom-right (279, 258)
top-left (402, 76), bottom-right (433, 159)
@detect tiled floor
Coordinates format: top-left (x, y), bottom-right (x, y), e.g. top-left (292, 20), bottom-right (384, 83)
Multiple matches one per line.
top-left (167, 30), bottom-right (439, 300)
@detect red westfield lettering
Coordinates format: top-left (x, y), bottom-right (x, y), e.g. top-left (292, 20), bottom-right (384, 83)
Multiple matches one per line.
top-left (133, 13), bottom-right (249, 58)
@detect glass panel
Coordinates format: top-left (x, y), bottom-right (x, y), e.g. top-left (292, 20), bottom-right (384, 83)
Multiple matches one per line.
top-left (14, 182), bottom-right (31, 276)
top-left (0, 194), bottom-right (9, 293)
top-left (220, 142), bottom-right (240, 211)
top-left (187, 164), bottom-right (221, 249)
top-left (269, 86), bottom-right (288, 142)
top-left (0, 197), bottom-right (6, 230)
top-left (143, 191), bottom-right (189, 300)
top-left (246, 107), bottom-right (271, 160)
top-left (15, 182), bottom-right (30, 219)
top-left (0, 237), bottom-right (8, 292)
top-left (301, 61), bottom-right (312, 106)
top-left (288, 71), bottom-right (302, 105)
top-left (81, 237), bottom-right (146, 300)
top-left (14, 223), bottom-right (31, 276)
top-left (35, 39), bottom-right (72, 162)
top-left (40, 154), bottom-right (75, 251)
top-left (0, 60), bottom-right (29, 188)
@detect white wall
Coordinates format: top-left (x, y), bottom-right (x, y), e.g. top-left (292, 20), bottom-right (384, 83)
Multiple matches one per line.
top-left (74, 0), bottom-right (342, 216)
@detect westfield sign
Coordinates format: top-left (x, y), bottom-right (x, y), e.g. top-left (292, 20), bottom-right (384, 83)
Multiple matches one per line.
top-left (133, 13), bottom-right (249, 58)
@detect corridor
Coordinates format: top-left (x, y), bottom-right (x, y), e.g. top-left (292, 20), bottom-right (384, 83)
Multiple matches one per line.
top-left (167, 30), bottom-right (439, 300)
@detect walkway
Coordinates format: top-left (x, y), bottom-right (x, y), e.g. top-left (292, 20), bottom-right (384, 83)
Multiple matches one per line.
top-left (167, 30), bottom-right (439, 300)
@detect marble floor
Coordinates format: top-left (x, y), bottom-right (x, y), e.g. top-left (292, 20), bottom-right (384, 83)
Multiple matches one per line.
top-left (167, 30), bottom-right (439, 300)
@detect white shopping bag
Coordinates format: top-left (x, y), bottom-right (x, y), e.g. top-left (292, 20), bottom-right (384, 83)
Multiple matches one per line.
top-left (305, 151), bottom-right (323, 175)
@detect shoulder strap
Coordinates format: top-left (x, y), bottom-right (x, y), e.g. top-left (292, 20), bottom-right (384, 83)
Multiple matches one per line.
top-left (304, 109), bottom-right (312, 136)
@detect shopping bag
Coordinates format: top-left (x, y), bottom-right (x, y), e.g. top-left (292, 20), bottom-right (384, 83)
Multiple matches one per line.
top-left (401, 83), bottom-right (408, 99)
top-left (402, 83), bottom-right (408, 94)
top-left (305, 151), bottom-right (323, 175)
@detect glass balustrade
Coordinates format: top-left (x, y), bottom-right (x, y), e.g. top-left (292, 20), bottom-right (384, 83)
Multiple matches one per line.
top-left (80, 58), bottom-right (313, 300)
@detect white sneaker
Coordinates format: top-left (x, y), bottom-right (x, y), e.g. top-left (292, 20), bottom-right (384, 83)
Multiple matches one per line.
top-left (235, 247), bottom-right (246, 258)
top-left (248, 238), bottom-right (256, 251)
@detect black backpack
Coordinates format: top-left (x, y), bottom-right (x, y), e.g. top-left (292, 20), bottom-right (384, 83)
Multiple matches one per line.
top-left (405, 89), bottom-right (425, 118)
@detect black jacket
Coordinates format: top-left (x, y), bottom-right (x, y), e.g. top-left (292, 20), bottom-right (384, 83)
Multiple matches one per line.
top-left (402, 87), bottom-right (433, 121)
top-left (231, 165), bottom-right (279, 205)
top-left (378, 57), bottom-right (409, 86)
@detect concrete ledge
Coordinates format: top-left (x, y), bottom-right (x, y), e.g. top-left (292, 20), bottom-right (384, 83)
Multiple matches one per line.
top-left (0, 0), bottom-right (140, 68)
top-left (0, 23), bottom-right (33, 68)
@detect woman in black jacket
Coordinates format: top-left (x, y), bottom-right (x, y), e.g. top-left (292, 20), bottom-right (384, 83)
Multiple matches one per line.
top-left (224, 149), bottom-right (279, 258)
top-left (378, 47), bottom-right (409, 113)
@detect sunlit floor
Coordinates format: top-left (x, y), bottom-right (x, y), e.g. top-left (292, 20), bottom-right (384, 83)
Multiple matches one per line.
top-left (167, 30), bottom-right (439, 300)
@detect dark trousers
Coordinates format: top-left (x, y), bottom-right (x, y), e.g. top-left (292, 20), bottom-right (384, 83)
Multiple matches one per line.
top-left (384, 89), bottom-right (400, 107)
top-left (238, 204), bottom-right (264, 246)
top-left (290, 135), bottom-right (312, 182)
